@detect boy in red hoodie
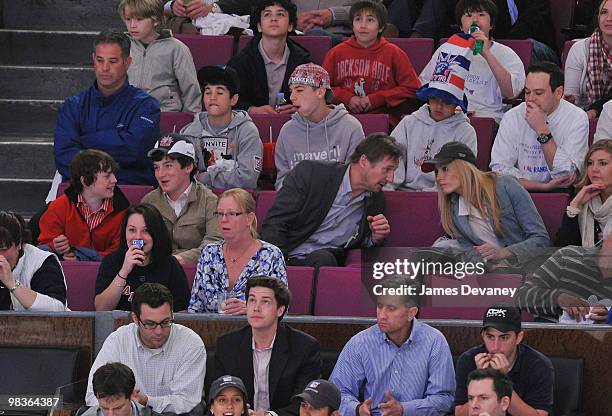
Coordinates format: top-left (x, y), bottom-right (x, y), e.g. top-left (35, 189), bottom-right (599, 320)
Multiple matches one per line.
top-left (322, 0), bottom-right (421, 126)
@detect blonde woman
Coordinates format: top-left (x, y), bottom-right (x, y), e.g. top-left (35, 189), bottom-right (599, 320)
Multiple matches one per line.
top-left (422, 142), bottom-right (550, 267)
top-left (188, 189), bottom-right (287, 314)
top-left (556, 139), bottom-right (612, 247)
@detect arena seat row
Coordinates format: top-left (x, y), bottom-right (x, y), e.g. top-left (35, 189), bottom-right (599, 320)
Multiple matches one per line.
top-left (176, 34), bottom-right (540, 75)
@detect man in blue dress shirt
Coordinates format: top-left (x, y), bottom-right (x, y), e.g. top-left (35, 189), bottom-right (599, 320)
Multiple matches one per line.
top-left (330, 277), bottom-right (455, 416)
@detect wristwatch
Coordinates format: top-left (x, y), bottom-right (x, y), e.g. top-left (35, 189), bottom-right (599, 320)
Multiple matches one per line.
top-left (9, 280), bottom-right (21, 293)
top-left (536, 132), bottom-right (553, 144)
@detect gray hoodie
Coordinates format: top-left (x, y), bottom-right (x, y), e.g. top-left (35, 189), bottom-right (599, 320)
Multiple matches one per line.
top-left (128, 30), bottom-right (202, 113)
top-left (390, 103), bottom-right (477, 191)
top-left (275, 104), bottom-right (364, 189)
top-left (180, 110), bottom-right (262, 189)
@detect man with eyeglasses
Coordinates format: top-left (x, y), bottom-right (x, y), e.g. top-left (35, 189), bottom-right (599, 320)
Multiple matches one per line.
top-left (85, 283), bottom-right (206, 415)
top-left (143, 135), bottom-right (222, 264)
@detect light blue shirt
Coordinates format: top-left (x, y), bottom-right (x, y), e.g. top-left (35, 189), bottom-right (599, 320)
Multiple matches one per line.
top-left (289, 166), bottom-right (369, 257)
top-left (330, 319), bottom-right (455, 416)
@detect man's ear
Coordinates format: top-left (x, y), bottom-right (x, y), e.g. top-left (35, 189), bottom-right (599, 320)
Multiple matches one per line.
top-left (501, 395), bottom-right (510, 412)
top-left (553, 85), bottom-right (564, 101)
top-left (80, 176), bottom-right (89, 189)
top-left (231, 93), bottom-right (240, 106)
top-left (131, 312), bottom-right (139, 325)
top-left (516, 330), bottom-right (525, 344)
top-left (125, 55), bottom-right (132, 69)
top-left (276, 305), bottom-right (286, 318)
top-left (92, 52), bottom-right (96, 65)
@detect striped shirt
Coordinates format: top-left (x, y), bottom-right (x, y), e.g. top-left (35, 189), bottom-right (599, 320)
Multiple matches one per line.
top-left (77, 194), bottom-right (113, 231)
top-left (330, 319), bottom-right (455, 416)
top-left (515, 245), bottom-right (612, 320)
top-left (85, 323), bottom-right (206, 414)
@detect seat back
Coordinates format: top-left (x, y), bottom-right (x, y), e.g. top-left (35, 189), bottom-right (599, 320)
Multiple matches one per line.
top-left (354, 113), bottom-right (389, 135)
top-left (497, 39), bottom-right (533, 71)
top-left (287, 266), bottom-right (315, 314)
top-left (386, 37), bottom-right (434, 74)
top-left (56, 184), bottom-right (153, 205)
top-left (314, 267), bottom-right (376, 316)
top-left (250, 114), bottom-right (292, 142)
top-left (469, 116), bottom-right (497, 171)
top-left (550, 356), bottom-right (584, 415)
top-left (385, 191), bottom-right (444, 247)
top-left (561, 39), bottom-right (577, 70)
top-left (530, 193), bottom-right (570, 240)
top-left (62, 261), bottom-right (100, 311)
top-left (182, 262), bottom-right (198, 291)
top-left (160, 112), bottom-right (194, 134)
top-left (0, 347), bottom-right (80, 395)
top-left (256, 190), bottom-right (276, 231)
top-left (175, 34), bottom-right (234, 69)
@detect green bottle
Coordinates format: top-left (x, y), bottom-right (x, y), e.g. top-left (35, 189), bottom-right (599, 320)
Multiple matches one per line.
top-left (468, 23), bottom-right (484, 55)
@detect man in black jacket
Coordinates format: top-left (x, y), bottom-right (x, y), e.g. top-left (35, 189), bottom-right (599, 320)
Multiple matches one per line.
top-left (214, 277), bottom-right (321, 416)
top-left (227, 0), bottom-right (311, 114)
top-left (261, 133), bottom-right (403, 267)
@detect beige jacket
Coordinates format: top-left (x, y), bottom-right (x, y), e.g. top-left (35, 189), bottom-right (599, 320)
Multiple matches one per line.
top-left (142, 182), bottom-right (222, 262)
top-left (128, 30), bottom-right (202, 112)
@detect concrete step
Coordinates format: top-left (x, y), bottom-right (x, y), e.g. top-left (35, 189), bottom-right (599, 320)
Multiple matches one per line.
top-left (0, 99), bottom-right (60, 137)
top-left (0, 179), bottom-right (51, 217)
top-left (2, 0), bottom-right (124, 31)
top-left (0, 29), bottom-right (97, 65)
top-left (0, 138), bottom-right (55, 179)
top-left (0, 65), bottom-right (93, 100)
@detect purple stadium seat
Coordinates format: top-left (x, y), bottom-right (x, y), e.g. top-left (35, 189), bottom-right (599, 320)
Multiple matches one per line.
top-left (387, 37), bottom-right (434, 74)
top-left (561, 39), bottom-right (577, 70)
top-left (314, 267), bottom-right (376, 317)
top-left (250, 114), bottom-right (292, 142)
top-left (182, 262), bottom-right (198, 291)
top-left (469, 116), bottom-right (497, 171)
top-left (56, 184), bottom-right (154, 205)
top-left (530, 192), bottom-right (569, 240)
top-left (384, 191), bottom-right (445, 247)
top-left (62, 261), bottom-right (100, 311)
top-left (496, 39), bottom-right (533, 72)
top-left (354, 114), bottom-right (389, 135)
top-left (287, 266), bottom-right (315, 314)
top-left (256, 190), bottom-right (276, 231)
top-left (550, 0), bottom-right (576, 50)
top-left (160, 112), bottom-right (194, 134)
top-left (238, 35), bottom-right (332, 65)
top-left (175, 34), bottom-right (234, 70)
top-left (589, 117), bottom-right (598, 146)
top-left (419, 273), bottom-right (527, 320)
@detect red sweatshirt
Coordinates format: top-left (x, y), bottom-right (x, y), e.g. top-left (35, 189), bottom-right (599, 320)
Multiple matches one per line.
top-left (322, 36), bottom-right (421, 110)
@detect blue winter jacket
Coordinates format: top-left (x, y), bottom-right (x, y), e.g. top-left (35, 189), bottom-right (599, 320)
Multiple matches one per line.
top-left (54, 81), bottom-right (160, 185)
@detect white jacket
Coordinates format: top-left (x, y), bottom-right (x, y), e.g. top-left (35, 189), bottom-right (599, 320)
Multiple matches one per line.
top-left (564, 37), bottom-right (590, 110)
top-left (490, 99), bottom-right (589, 182)
top-left (389, 104), bottom-right (477, 191)
top-left (595, 100), bottom-right (612, 142)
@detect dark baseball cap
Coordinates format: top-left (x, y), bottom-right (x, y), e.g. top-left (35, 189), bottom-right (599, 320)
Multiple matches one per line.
top-left (197, 65), bottom-right (240, 96)
top-left (209, 375), bottom-right (248, 405)
top-left (293, 380), bottom-right (340, 411)
top-left (421, 141), bottom-right (477, 173)
top-left (482, 304), bottom-right (522, 333)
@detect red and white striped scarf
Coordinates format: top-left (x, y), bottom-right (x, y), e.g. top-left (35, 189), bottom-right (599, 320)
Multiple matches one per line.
top-left (586, 30), bottom-right (612, 104)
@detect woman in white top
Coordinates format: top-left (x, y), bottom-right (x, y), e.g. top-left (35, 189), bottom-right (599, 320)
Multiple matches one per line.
top-left (564, 0), bottom-right (612, 115)
top-left (420, 0), bottom-right (525, 121)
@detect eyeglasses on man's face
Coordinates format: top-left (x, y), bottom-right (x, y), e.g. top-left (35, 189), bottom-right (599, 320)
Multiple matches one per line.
top-left (137, 316), bottom-right (174, 330)
top-left (213, 211), bottom-right (244, 218)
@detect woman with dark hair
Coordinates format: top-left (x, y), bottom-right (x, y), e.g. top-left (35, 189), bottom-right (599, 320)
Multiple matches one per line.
top-left (565, 0), bottom-right (612, 114)
top-left (207, 375), bottom-right (249, 416)
top-left (95, 203), bottom-right (190, 311)
top-left (556, 139), bottom-right (612, 246)
top-left (0, 211), bottom-right (67, 311)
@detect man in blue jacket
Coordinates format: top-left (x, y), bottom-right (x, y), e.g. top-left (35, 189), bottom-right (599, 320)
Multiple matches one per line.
top-left (54, 29), bottom-right (160, 185)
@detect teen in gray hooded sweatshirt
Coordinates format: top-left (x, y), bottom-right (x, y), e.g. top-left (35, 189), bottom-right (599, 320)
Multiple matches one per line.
top-left (390, 102), bottom-right (477, 191)
top-left (180, 110), bottom-right (262, 189)
top-left (275, 103), bottom-right (364, 189)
